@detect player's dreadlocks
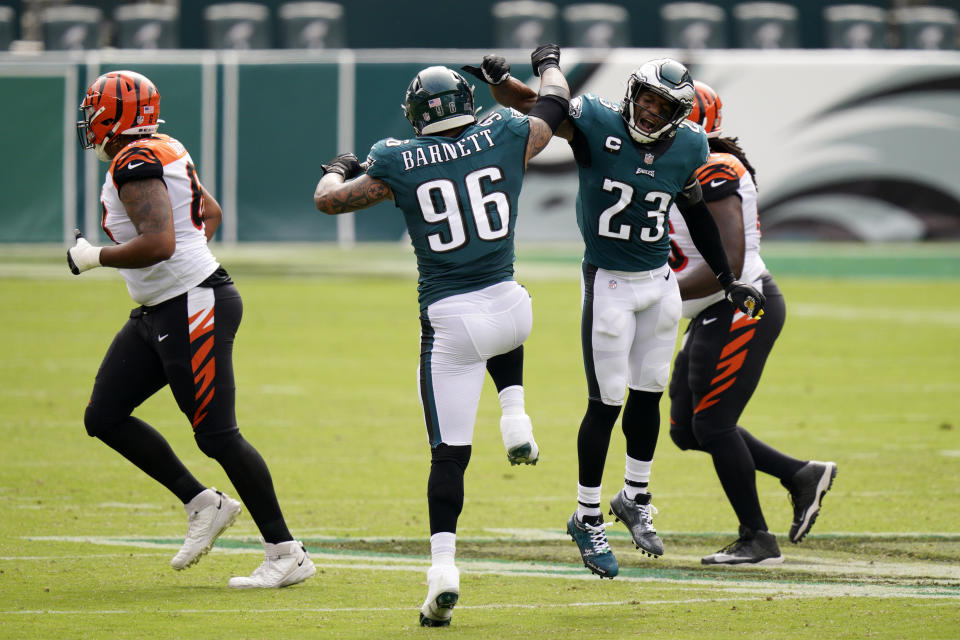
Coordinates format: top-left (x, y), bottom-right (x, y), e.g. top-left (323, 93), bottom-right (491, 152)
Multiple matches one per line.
top-left (710, 136), bottom-right (758, 189)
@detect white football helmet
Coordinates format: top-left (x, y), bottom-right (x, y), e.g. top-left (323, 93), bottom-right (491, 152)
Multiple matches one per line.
top-left (621, 58), bottom-right (695, 145)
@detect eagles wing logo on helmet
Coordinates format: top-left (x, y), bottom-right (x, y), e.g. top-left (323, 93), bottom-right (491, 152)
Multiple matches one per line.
top-left (621, 58), bottom-right (695, 145)
top-left (77, 70), bottom-right (162, 162)
top-left (404, 66), bottom-right (477, 136)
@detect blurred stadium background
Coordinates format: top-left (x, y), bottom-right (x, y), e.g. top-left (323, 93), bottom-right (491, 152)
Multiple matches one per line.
top-left (0, 0), bottom-right (958, 248)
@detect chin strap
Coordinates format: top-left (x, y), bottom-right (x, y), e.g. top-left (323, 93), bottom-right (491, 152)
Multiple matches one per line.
top-left (95, 120), bottom-right (123, 162)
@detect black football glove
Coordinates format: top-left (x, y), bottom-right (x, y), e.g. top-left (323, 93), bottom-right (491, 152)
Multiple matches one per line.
top-left (321, 153), bottom-right (363, 180)
top-left (724, 280), bottom-right (765, 319)
top-left (530, 43), bottom-right (560, 77)
top-left (462, 55), bottom-right (511, 86)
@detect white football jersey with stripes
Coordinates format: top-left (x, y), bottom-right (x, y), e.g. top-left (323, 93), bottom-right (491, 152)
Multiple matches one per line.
top-left (101, 134), bottom-right (219, 306)
top-left (669, 151), bottom-right (766, 319)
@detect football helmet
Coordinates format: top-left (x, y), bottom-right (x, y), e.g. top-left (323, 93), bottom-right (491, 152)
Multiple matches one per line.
top-left (688, 80), bottom-right (723, 138)
top-left (77, 70), bottom-right (162, 162)
top-left (404, 66), bottom-right (476, 136)
top-left (621, 58), bottom-right (695, 145)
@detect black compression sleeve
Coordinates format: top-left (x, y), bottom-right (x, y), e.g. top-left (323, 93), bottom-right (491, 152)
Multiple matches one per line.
top-left (676, 197), bottom-right (735, 287)
top-left (528, 94), bottom-right (570, 133)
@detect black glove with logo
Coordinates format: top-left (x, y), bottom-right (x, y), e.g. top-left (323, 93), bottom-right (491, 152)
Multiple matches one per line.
top-left (724, 280), bottom-right (766, 319)
top-left (530, 43), bottom-right (560, 77)
top-left (321, 153), bottom-right (363, 180)
top-left (462, 55), bottom-right (511, 86)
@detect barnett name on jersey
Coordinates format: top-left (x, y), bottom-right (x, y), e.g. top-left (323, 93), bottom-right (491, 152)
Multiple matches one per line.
top-left (366, 107), bottom-right (531, 309)
top-left (668, 151), bottom-right (767, 319)
top-left (102, 134), bottom-right (219, 306)
top-left (567, 93), bottom-right (709, 273)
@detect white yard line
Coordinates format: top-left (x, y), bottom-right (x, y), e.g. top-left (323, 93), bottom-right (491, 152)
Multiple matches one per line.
top-left (12, 535), bottom-right (960, 600)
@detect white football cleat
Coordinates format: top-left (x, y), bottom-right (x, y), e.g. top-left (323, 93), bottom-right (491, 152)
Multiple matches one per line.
top-left (171, 488), bottom-right (242, 570)
top-left (228, 539), bottom-right (316, 589)
top-left (419, 564), bottom-right (460, 627)
top-left (500, 414), bottom-right (539, 465)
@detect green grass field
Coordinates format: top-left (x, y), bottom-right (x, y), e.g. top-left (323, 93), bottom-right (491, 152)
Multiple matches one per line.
top-left (1, 243), bottom-right (958, 639)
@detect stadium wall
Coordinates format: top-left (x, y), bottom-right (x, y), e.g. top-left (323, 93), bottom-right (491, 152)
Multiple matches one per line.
top-left (1, 48), bottom-right (958, 244)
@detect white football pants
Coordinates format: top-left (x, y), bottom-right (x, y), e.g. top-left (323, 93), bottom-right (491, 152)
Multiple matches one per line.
top-left (580, 261), bottom-right (681, 406)
top-left (417, 280), bottom-right (532, 447)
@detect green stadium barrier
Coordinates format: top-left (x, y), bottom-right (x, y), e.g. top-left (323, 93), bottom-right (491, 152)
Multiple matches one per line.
top-left (2, 49), bottom-right (959, 245)
top-left (0, 69), bottom-right (71, 242)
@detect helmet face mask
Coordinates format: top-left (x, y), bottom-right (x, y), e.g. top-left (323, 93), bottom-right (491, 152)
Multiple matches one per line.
top-left (77, 70), bottom-right (162, 161)
top-left (403, 66), bottom-right (476, 136)
top-left (688, 80), bottom-right (723, 138)
top-left (621, 58), bottom-right (695, 145)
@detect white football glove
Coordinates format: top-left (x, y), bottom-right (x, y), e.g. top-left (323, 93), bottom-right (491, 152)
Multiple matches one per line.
top-left (67, 229), bottom-right (102, 275)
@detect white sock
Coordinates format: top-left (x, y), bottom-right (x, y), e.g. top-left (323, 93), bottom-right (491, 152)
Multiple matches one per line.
top-left (624, 454), bottom-right (652, 500)
top-left (576, 484), bottom-right (603, 521)
top-left (430, 532), bottom-right (456, 567)
top-left (498, 385), bottom-right (525, 416)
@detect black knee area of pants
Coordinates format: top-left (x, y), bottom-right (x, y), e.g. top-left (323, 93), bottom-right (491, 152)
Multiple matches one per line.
top-left (194, 428), bottom-right (244, 460)
top-left (670, 421), bottom-right (701, 451)
top-left (84, 402), bottom-right (122, 438)
top-left (692, 419), bottom-right (739, 451)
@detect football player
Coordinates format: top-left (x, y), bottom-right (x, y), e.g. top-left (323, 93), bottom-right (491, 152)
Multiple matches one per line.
top-left (69, 70), bottom-right (315, 588)
top-left (668, 81), bottom-right (838, 564)
top-left (314, 46), bottom-right (570, 627)
top-left (468, 55), bottom-right (765, 578)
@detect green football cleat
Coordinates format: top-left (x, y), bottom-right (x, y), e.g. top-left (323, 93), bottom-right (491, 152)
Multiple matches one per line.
top-left (567, 512), bottom-right (619, 578)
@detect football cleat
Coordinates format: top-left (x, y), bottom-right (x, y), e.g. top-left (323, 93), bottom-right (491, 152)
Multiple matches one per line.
top-left (171, 488), bottom-right (242, 570)
top-left (228, 539), bottom-right (316, 588)
top-left (500, 414), bottom-right (539, 466)
top-left (567, 512), bottom-right (618, 578)
top-left (783, 460), bottom-right (838, 543)
top-left (419, 564), bottom-right (460, 627)
top-left (702, 526), bottom-right (784, 565)
top-left (609, 490), bottom-right (663, 557)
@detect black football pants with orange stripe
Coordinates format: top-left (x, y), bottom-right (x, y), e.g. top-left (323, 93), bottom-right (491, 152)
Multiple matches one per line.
top-left (85, 283), bottom-right (293, 543)
top-left (669, 274), bottom-right (803, 532)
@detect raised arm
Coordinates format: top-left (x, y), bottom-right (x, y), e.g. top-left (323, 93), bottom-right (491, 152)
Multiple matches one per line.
top-left (464, 49), bottom-right (575, 142)
top-left (313, 153), bottom-right (393, 215)
top-left (522, 45), bottom-right (570, 165)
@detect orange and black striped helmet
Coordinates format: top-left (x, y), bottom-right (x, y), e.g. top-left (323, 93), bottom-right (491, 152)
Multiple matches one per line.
top-left (688, 80), bottom-right (722, 138)
top-left (77, 70), bottom-right (161, 161)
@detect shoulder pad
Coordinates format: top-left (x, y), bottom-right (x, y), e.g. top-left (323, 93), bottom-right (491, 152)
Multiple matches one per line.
top-left (111, 144), bottom-right (164, 189)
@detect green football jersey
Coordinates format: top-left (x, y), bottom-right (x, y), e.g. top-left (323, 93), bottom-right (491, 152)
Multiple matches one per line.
top-left (366, 108), bottom-right (530, 309)
top-left (568, 93), bottom-right (709, 272)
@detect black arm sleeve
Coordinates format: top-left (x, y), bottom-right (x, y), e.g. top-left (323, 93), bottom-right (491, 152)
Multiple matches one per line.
top-left (675, 193), bottom-right (736, 289)
top-left (528, 94), bottom-right (570, 133)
